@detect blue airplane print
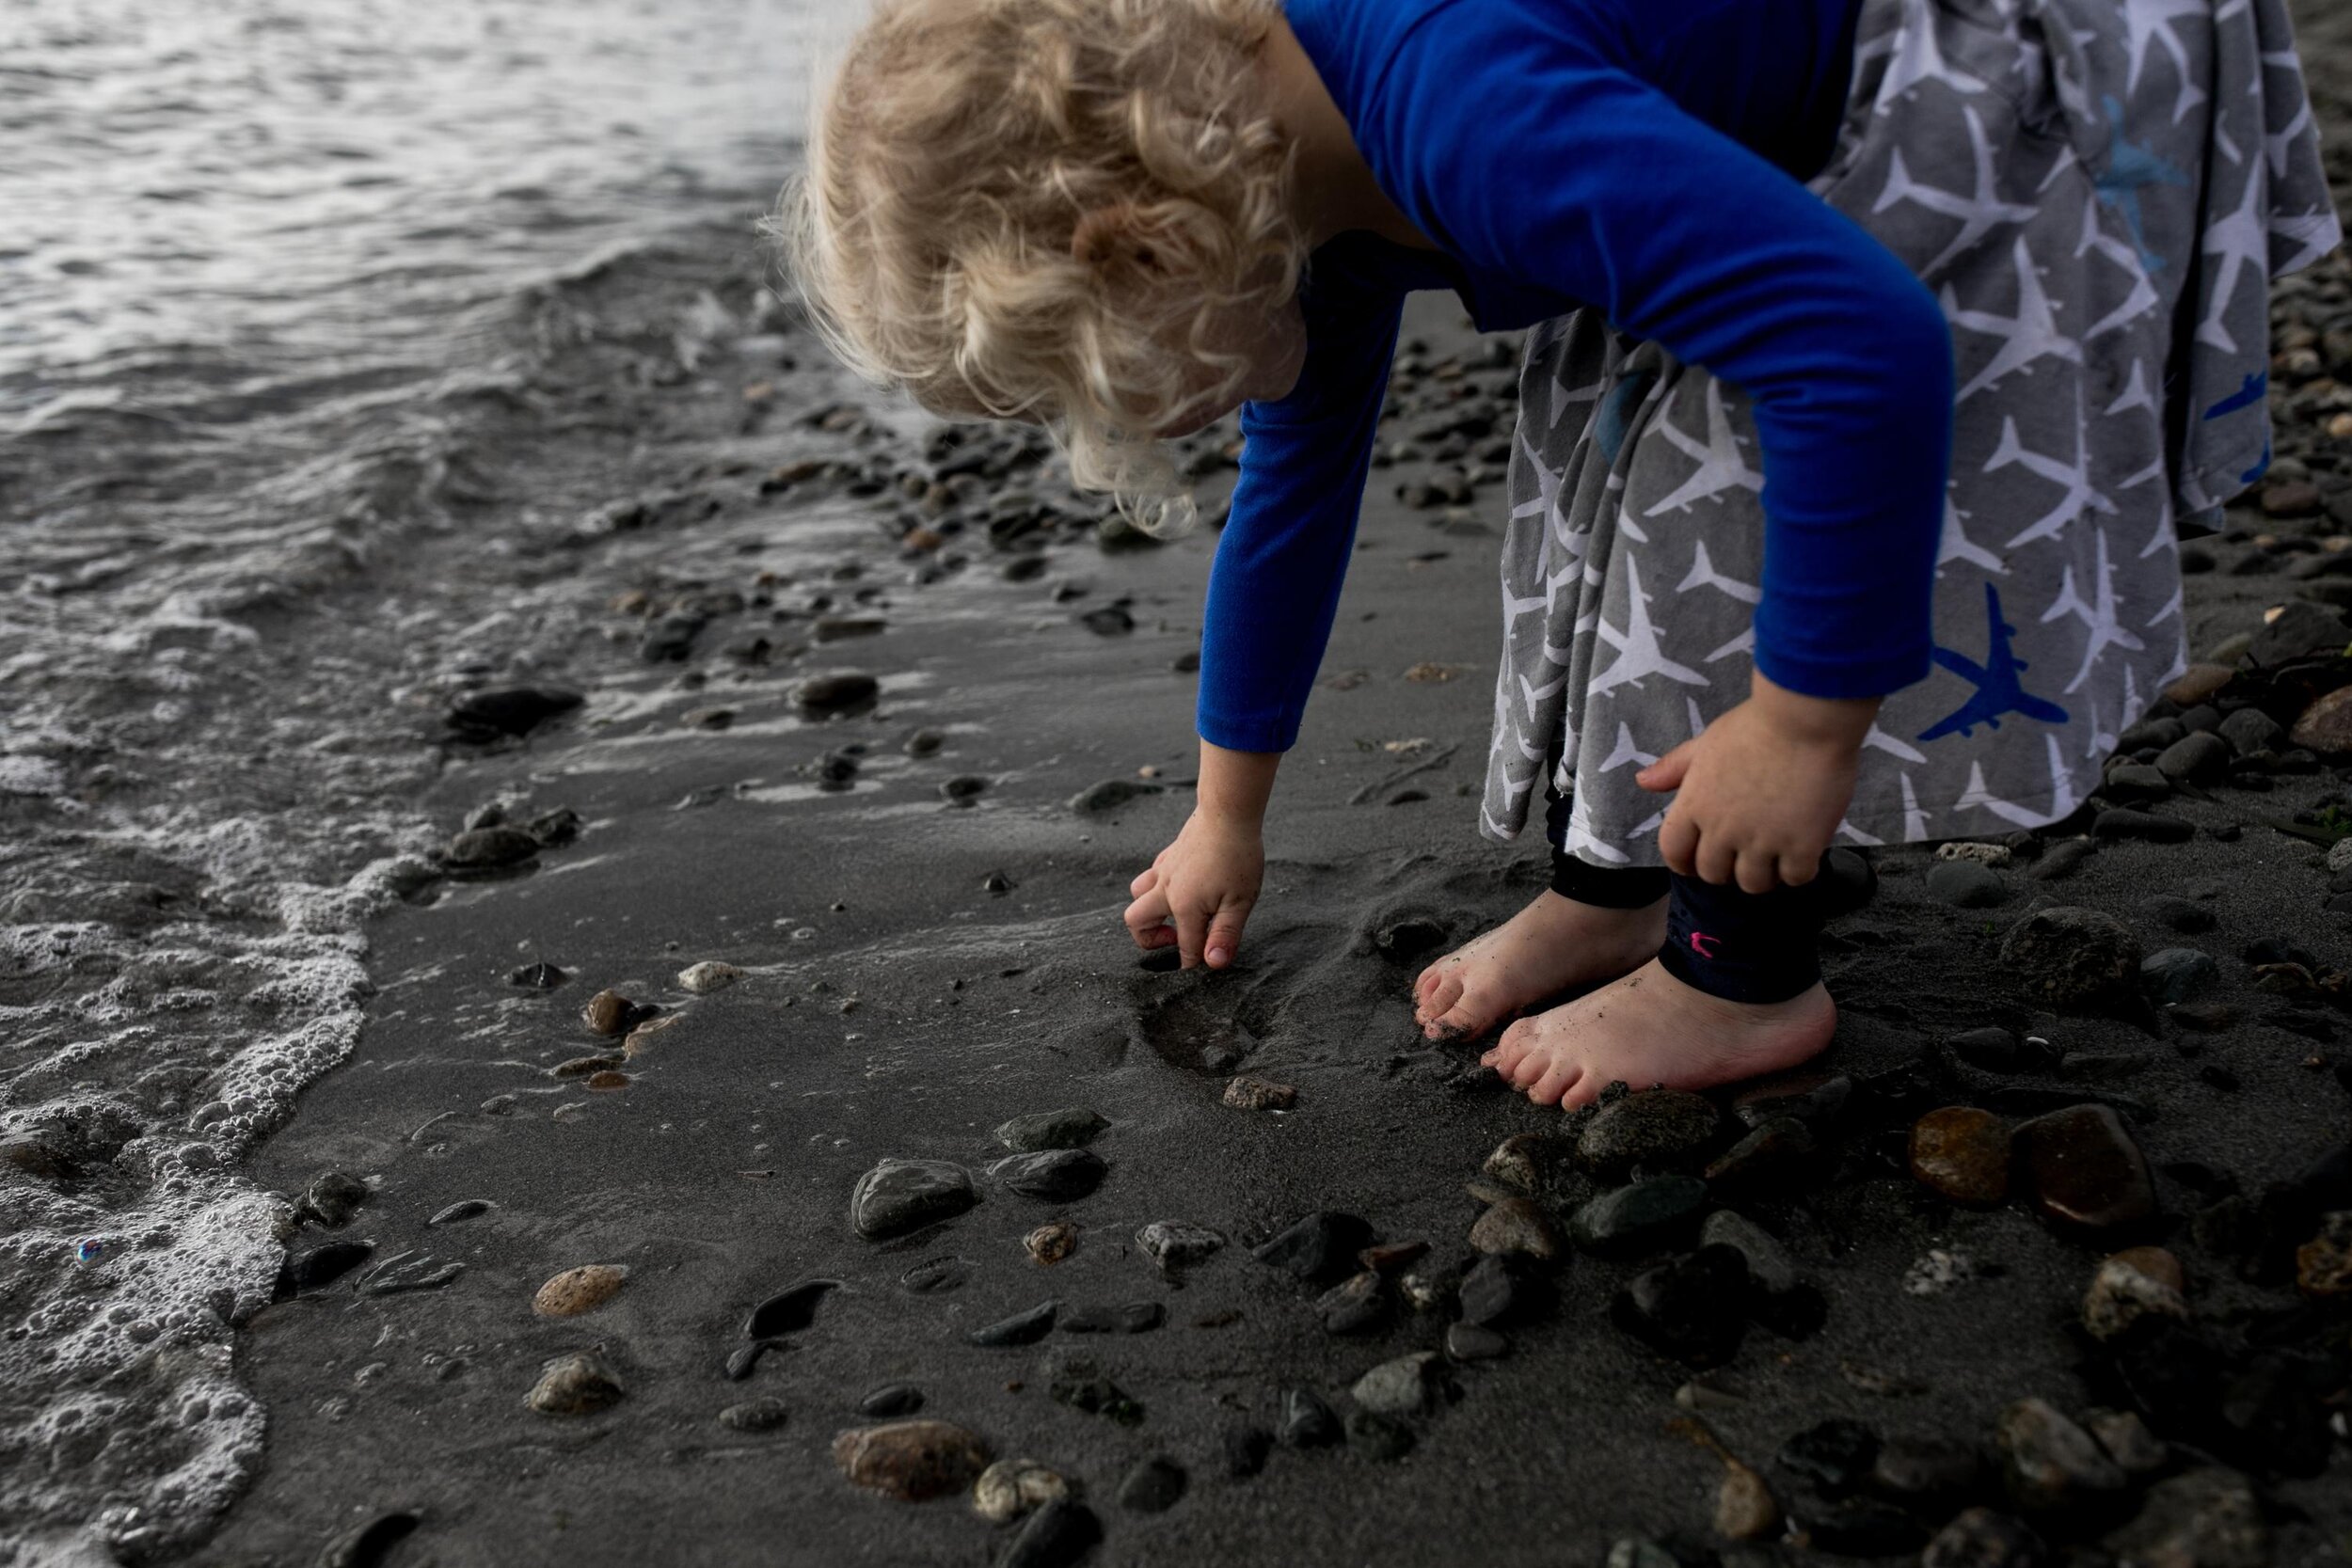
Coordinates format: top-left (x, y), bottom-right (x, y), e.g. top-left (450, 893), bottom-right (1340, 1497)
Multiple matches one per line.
top-left (1917, 583), bottom-right (2072, 742)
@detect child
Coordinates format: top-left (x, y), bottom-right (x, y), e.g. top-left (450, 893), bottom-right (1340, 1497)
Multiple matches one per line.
top-left (781, 0), bottom-right (2341, 1107)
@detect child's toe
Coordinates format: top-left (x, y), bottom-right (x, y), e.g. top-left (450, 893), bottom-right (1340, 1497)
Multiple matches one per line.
top-left (1524, 1059), bottom-right (1582, 1107)
top-left (1417, 972), bottom-right (1464, 1029)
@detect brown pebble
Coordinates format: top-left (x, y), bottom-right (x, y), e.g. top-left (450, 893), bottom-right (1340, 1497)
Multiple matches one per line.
top-left (526, 1350), bottom-right (623, 1416)
top-left (1025, 1221), bottom-right (1078, 1266)
top-left (1716, 1458), bottom-right (1782, 1541)
top-left (1908, 1106), bottom-right (2012, 1205)
top-left (2082, 1254), bottom-right (2190, 1340)
top-left (2106, 1245), bottom-right (2184, 1293)
top-left (533, 1263), bottom-right (628, 1318)
top-left (2289, 685), bottom-right (2352, 756)
top-left (1469, 1196), bottom-right (1562, 1259)
top-left (1222, 1075), bottom-right (1296, 1112)
top-left (1360, 1240), bottom-right (1431, 1275)
top-left (831, 1419), bottom-right (992, 1501)
top-left (2016, 1103), bottom-right (2154, 1236)
top-left (2297, 1212), bottom-right (2352, 1297)
top-left (2161, 664), bottom-right (2235, 707)
top-left (581, 989), bottom-right (634, 1036)
top-left (586, 1070), bottom-right (629, 1090)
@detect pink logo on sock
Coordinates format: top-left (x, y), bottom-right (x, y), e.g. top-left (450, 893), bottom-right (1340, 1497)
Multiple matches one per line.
top-left (1688, 931), bottom-right (1720, 958)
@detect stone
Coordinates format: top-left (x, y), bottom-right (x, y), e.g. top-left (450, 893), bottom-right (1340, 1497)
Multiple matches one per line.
top-left (284, 1240), bottom-right (372, 1293)
top-left (2154, 732), bottom-right (2233, 784)
top-left (442, 827), bottom-right (540, 869)
top-left (676, 960), bottom-right (742, 993)
top-left (1359, 1241), bottom-right (1430, 1274)
top-left (996, 1498), bottom-right (1101, 1568)
top-left (1252, 1212), bottom-right (1375, 1283)
top-left (860, 1384), bottom-right (923, 1418)
top-left (1447, 1323), bottom-right (1509, 1360)
top-left (527, 1351), bottom-right (624, 1416)
top-left (1025, 1222), bottom-right (1078, 1265)
top-left (1059, 1300), bottom-right (1162, 1334)
top-left (1345, 1410), bottom-right (1416, 1461)
top-left (2017, 1104), bottom-right (2155, 1236)
top-left (2106, 1469), bottom-right (2266, 1568)
top-left (1116, 1455), bottom-right (1187, 1513)
top-left (2085, 1409), bottom-right (2168, 1478)
top-left (1730, 1072), bottom-right (1852, 1131)
top-left (1457, 1253), bottom-right (1545, 1327)
top-left (967, 1301), bottom-right (1057, 1347)
top-left (447, 686), bottom-right (583, 739)
top-left (1136, 1220), bottom-right (1224, 1269)
top-left (832, 1419), bottom-right (991, 1501)
top-left (994, 1106), bottom-right (1108, 1152)
top-left (1909, 1107), bottom-right (2013, 1205)
top-left (1923, 1509), bottom-right (2049, 1568)
top-left (1481, 1132), bottom-right (1557, 1193)
top-left (2083, 1255), bottom-right (2190, 1340)
top-left (1778, 1418), bottom-right (1881, 1496)
top-left (1317, 1271), bottom-right (1388, 1335)
top-left (1575, 1088), bottom-right (1723, 1177)
top-left (2249, 601), bottom-right (2350, 666)
top-left (2030, 839), bottom-right (2096, 881)
top-left (1929, 861), bottom-right (2009, 909)
top-left (1279, 1387), bottom-right (1343, 1448)
top-left (987, 1149), bottom-right (1106, 1202)
top-left (532, 1264), bottom-right (628, 1318)
top-left (1611, 1245), bottom-right (1749, 1367)
top-left (1222, 1075), bottom-right (1296, 1111)
top-left (1788, 1496), bottom-right (1928, 1556)
top-left (2163, 666), bottom-right (2234, 706)
top-left (1605, 1540), bottom-right (1679, 1568)
top-left (724, 1342), bottom-right (774, 1381)
top-left (1716, 1460), bottom-right (1781, 1541)
top-left (974, 1458), bottom-right (1068, 1524)
top-left (1870, 1437), bottom-right (1983, 1504)
top-left (2096, 808), bottom-right (2195, 843)
top-left (1998, 1398), bottom-right (2128, 1513)
top-left (2143, 948), bottom-right (2220, 1005)
top-left (2296, 1210), bottom-right (2352, 1296)
top-left (1999, 908), bottom-right (2143, 1009)
top-left (1470, 1196), bottom-right (1563, 1259)
top-left (2288, 685), bottom-right (2352, 755)
top-left (580, 989), bottom-right (637, 1036)
top-left (2217, 707), bottom-right (2283, 757)
top-left (717, 1397), bottom-right (789, 1433)
top-left (1572, 1175), bottom-right (1710, 1257)
top-left (1698, 1211), bottom-right (1800, 1298)
top-left (1223, 1426), bottom-right (1274, 1478)
top-left (1938, 841), bottom-right (2015, 866)
top-left (1351, 1351), bottom-right (1452, 1417)
top-left (298, 1171), bottom-right (370, 1227)
top-left (1068, 778), bottom-right (1163, 814)
top-left (851, 1159), bottom-right (977, 1239)
top-left (1703, 1117), bottom-right (1819, 1187)
top-left (794, 672), bottom-right (879, 711)
top-left (743, 1277), bottom-right (839, 1337)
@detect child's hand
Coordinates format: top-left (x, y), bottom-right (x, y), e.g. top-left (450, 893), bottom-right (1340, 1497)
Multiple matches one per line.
top-left (1635, 673), bottom-right (1878, 893)
top-left (1125, 810), bottom-right (1265, 968)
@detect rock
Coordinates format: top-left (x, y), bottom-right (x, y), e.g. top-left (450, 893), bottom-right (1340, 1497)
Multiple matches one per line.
top-left (2105, 765), bottom-right (2173, 802)
top-left (2106, 1469), bottom-right (2266, 1568)
top-left (795, 672), bottom-right (879, 712)
top-left (1923, 1509), bottom-right (2049, 1568)
top-left (2289, 686), bottom-right (2352, 754)
top-left (1999, 908), bottom-right (2143, 1009)
top-left (1224, 1426), bottom-right (1275, 1478)
top-left (995, 1107), bottom-right (1108, 1152)
top-left (532, 1264), bottom-right (628, 1318)
top-left (1280, 1387), bottom-right (1343, 1448)
top-left (1317, 1271), bottom-right (1388, 1335)
top-left (1576, 1088), bottom-right (1723, 1177)
top-left (1717, 1459), bottom-right (1783, 1541)
top-left (2016, 1104), bottom-right (2155, 1236)
top-left (527, 1351), bottom-right (623, 1416)
top-left (580, 989), bottom-right (638, 1037)
top-left (2154, 732), bottom-right (2232, 784)
top-left (1059, 1301), bottom-right (1162, 1334)
top-left (967, 1301), bottom-right (1057, 1346)
top-left (447, 686), bottom-right (583, 739)
top-left (1068, 779), bottom-right (1163, 814)
top-left (1136, 1220), bottom-right (1224, 1270)
top-left (1870, 1437), bottom-right (1983, 1504)
top-left (676, 960), bottom-right (742, 993)
top-left (1947, 1026), bottom-right (2058, 1073)
top-left (2030, 838), bottom-right (2096, 880)
top-left (2143, 948), bottom-right (2220, 1005)
top-left (974, 1458), bottom-right (1068, 1524)
top-left (1447, 1323), bottom-right (1509, 1360)
top-left (1703, 1117), bottom-right (1819, 1187)
top-left (1611, 1245), bottom-right (1748, 1367)
top-left (1929, 861), bottom-right (2009, 909)
top-left (987, 1149), bottom-right (1106, 1202)
top-left (442, 827), bottom-right (541, 869)
top-left (2217, 707), bottom-right (2283, 757)
top-left (1605, 1540), bottom-right (1679, 1568)
top-left (1351, 1351), bottom-right (1452, 1417)
top-left (1470, 1196), bottom-right (1563, 1259)
top-left (1571, 1175), bottom-right (1710, 1257)
top-left (1222, 1075), bottom-right (1296, 1111)
top-left (995, 1498), bottom-right (1101, 1568)
top-left (717, 1397), bottom-right (789, 1433)
top-left (1345, 1409), bottom-right (1416, 1461)
top-left (297, 1170), bottom-right (370, 1227)
top-left (2296, 1210), bottom-right (2352, 1296)
top-left (1939, 841), bottom-right (2015, 866)
top-left (2083, 1254), bottom-right (2190, 1340)
top-left (1116, 1456), bottom-right (1187, 1513)
top-left (2249, 601), bottom-right (2350, 666)
top-left (1457, 1253), bottom-right (1546, 1327)
top-left (832, 1419), bottom-right (991, 1501)
top-left (1909, 1107), bottom-right (2013, 1205)
top-left (1252, 1212), bottom-right (1375, 1283)
top-left (2163, 666), bottom-right (2234, 706)
top-left (1025, 1221), bottom-right (1078, 1265)
top-left (1730, 1072), bottom-right (1852, 1131)
top-left (285, 1240), bottom-right (373, 1292)
top-left (851, 1159), bottom-right (977, 1239)
top-left (724, 1342), bottom-right (771, 1381)
top-left (860, 1384), bottom-right (923, 1418)
top-left (1778, 1418), bottom-right (1881, 1495)
top-left (2096, 808), bottom-right (2195, 843)
top-left (1698, 1211), bottom-right (1800, 1298)
top-left (2086, 1409), bottom-right (2169, 1478)
top-left (1359, 1241), bottom-right (1430, 1274)
top-left (1482, 1132), bottom-right (1557, 1193)
top-left (744, 1278), bottom-right (839, 1337)
top-left (1998, 1398), bottom-right (2128, 1513)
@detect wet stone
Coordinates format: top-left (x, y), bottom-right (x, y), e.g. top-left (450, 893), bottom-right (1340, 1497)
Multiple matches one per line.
top-left (987, 1148), bottom-right (1105, 1202)
top-left (723, 1342), bottom-right (773, 1381)
top-left (1998, 1398), bottom-right (2127, 1513)
top-left (967, 1301), bottom-right (1057, 1347)
top-left (298, 1170), bottom-right (370, 1228)
top-left (1116, 1455), bottom-right (1187, 1513)
top-left (974, 1458), bottom-right (1068, 1524)
top-left (1482, 1132), bottom-right (1556, 1194)
top-left (286, 1240), bottom-right (373, 1292)
top-left (580, 989), bottom-right (639, 1037)
top-left (1279, 1387), bottom-right (1343, 1448)
top-left (1698, 1210), bottom-right (1799, 1298)
top-left (794, 672), bottom-right (879, 712)
top-left (860, 1383), bottom-right (923, 1418)
top-left (1611, 1244), bottom-right (1748, 1367)
top-left (2017, 1104), bottom-right (2155, 1236)
top-left (1360, 1240), bottom-right (1430, 1274)
top-left (1253, 1212), bottom-right (1375, 1283)
top-left (1572, 1175), bottom-right (1709, 1257)
top-left (1316, 1270), bottom-right (1388, 1335)
top-left (442, 826), bottom-right (541, 870)
top-left (527, 1351), bottom-right (623, 1416)
top-left (1999, 908), bottom-right (2144, 1008)
top-left (1717, 1460), bottom-right (1782, 1542)
top-left (1136, 1220), bottom-right (1224, 1270)
top-left (447, 686), bottom-right (582, 739)
top-left (533, 1264), bottom-right (628, 1318)
top-left (717, 1397), bottom-right (788, 1433)
top-left (1730, 1072), bottom-right (1851, 1131)
top-left (832, 1419), bottom-right (991, 1501)
top-left (1025, 1221), bottom-right (1078, 1266)
top-left (1575, 1087), bottom-right (1723, 1177)
top-left (996, 1498), bottom-right (1102, 1568)
top-left (2105, 1468), bottom-right (2266, 1568)
top-left (1909, 1106), bottom-right (2013, 1206)
top-left (508, 960), bottom-right (567, 990)
top-left (1447, 1322), bottom-right (1509, 1360)
top-left (1222, 1075), bottom-right (1296, 1111)
top-left (1457, 1252), bottom-right (1545, 1327)
top-left (426, 1198), bottom-right (490, 1227)
top-left (852, 1159), bottom-right (977, 1239)
top-left (1790, 1496), bottom-right (1928, 1557)
top-left (743, 1278), bottom-right (838, 1338)
top-left (995, 1106), bottom-right (1108, 1152)
top-left (1470, 1196), bottom-right (1563, 1259)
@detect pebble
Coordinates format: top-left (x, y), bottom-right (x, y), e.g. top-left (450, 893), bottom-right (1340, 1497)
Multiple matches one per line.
top-left (859, 1384), bottom-right (924, 1418)
top-left (2289, 686), bottom-right (2352, 755)
top-left (2217, 707), bottom-right (2282, 756)
top-left (286, 1240), bottom-right (373, 1292)
top-left (994, 1107), bottom-right (1108, 1152)
top-left (442, 827), bottom-right (541, 870)
top-left (2095, 808), bottom-right (2195, 844)
top-left (1610, 1244), bottom-right (1748, 1367)
top-left (676, 960), bottom-right (742, 993)
top-left (851, 1158), bottom-right (977, 1239)
top-left (1279, 1387), bottom-right (1343, 1448)
top-left (1923, 1509), bottom-right (2049, 1568)
top-left (446, 686), bottom-right (583, 739)
top-left (995, 1498), bottom-right (1101, 1568)
top-left (2296, 1210), bottom-right (2352, 1296)
top-left (2082, 1253), bottom-right (2189, 1339)
top-left (1481, 1132), bottom-right (1556, 1193)
top-left (1870, 1436), bottom-right (1983, 1505)
top-left (298, 1171), bottom-right (369, 1228)
top-left (1928, 861), bottom-right (2009, 909)
top-left (2016, 1104), bottom-right (2155, 1236)
top-left (1446, 1323), bottom-right (1509, 1360)
top-left (580, 989), bottom-right (638, 1037)
top-left (1252, 1212), bottom-right (1375, 1283)
top-left (987, 1149), bottom-right (1106, 1201)
top-left (1345, 1410), bottom-right (1416, 1461)
top-left (2105, 1468), bottom-right (2266, 1568)
top-left (1716, 1459), bottom-right (1782, 1541)
top-left (2142, 947), bottom-right (2220, 1004)
top-left (898, 1258), bottom-right (970, 1293)
top-left (1606, 1540), bottom-right (1678, 1568)
top-left (532, 1264), bottom-right (628, 1318)
top-left (973, 1458), bottom-right (1068, 1524)
top-left (1136, 1220), bottom-right (1224, 1269)
top-left (2085, 1409), bottom-right (2168, 1478)
top-left (1938, 841), bottom-right (2014, 866)
top-left (743, 1278), bottom-right (839, 1338)
top-left (1997, 1398), bottom-right (2127, 1513)
top-left (1778, 1418), bottom-right (1880, 1494)
top-left (1222, 1075), bottom-right (1296, 1111)
top-left (1351, 1351), bottom-right (1452, 1417)
top-left (1697, 1211), bottom-right (1800, 1298)
top-left (1908, 1106), bottom-right (2013, 1205)
top-left (794, 672), bottom-right (879, 712)
top-left (1068, 779), bottom-right (1163, 814)
top-left (1316, 1270), bottom-right (1388, 1335)
top-left (2163, 665), bottom-right (2235, 706)
top-left (2029, 839), bottom-right (2095, 881)
top-left (2155, 731), bottom-right (2232, 784)
top-left (1025, 1221), bottom-right (1078, 1265)
top-left (526, 1351), bottom-right (623, 1416)
top-left (1570, 1175), bottom-right (1709, 1257)
top-left (1703, 1117), bottom-right (1819, 1187)
top-left (1116, 1455), bottom-right (1187, 1513)
top-left (724, 1342), bottom-right (772, 1381)
top-left (1574, 1087), bottom-right (1722, 1177)
top-left (1360, 1240), bottom-right (1430, 1273)
top-left (1457, 1253), bottom-right (1543, 1327)
top-left (832, 1419), bottom-right (991, 1501)
top-left (1729, 1072), bottom-right (1851, 1130)
top-left (1998, 908), bottom-right (2143, 1009)
top-left (966, 1301), bottom-right (1057, 1347)
top-left (550, 1053), bottom-right (623, 1078)
top-left (1469, 1196), bottom-right (1563, 1259)
top-left (1947, 1026), bottom-right (2054, 1073)
top-left (717, 1397), bottom-right (788, 1433)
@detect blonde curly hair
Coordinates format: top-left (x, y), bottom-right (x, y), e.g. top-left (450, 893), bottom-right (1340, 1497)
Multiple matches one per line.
top-left (771, 0), bottom-right (1308, 530)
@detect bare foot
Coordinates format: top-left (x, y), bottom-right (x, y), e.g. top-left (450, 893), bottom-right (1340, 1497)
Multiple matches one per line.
top-left (1413, 891), bottom-right (1668, 1043)
top-left (1480, 958), bottom-right (1836, 1109)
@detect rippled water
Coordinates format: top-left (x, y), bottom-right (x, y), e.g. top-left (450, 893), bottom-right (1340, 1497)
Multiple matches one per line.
top-left (0, 1), bottom-right (842, 1559)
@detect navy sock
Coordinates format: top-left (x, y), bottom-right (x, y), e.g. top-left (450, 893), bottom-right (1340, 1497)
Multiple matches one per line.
top-left (1656, 872), bottom-right (1825, 1005)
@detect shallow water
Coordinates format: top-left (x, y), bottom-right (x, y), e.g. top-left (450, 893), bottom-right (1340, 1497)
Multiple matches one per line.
top-left (0, 1), bottom-right (845, 1559)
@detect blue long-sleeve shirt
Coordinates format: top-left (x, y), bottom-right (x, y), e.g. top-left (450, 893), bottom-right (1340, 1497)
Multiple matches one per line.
top-left (1198, 0), bottom-right (1957, 753)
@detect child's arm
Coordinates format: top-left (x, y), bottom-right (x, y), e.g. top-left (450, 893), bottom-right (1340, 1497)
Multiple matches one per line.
top-left (1123, 741), bottom-right (1278, 969)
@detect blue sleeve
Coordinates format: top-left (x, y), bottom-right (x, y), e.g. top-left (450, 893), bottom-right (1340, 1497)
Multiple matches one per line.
top-left (1195, 266), bottom-right (1406, 753)
top-left (1363, 3), bottom-right (1956, 699)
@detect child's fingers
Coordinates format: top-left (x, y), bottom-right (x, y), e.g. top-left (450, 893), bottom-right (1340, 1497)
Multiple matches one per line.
top-left (1635, 741), bottom-right (1693, 794)
top-left (1694, 833), bottom-right (1737, 886)
top-left (1123, 884), bottom-right (1172, 947)
top-left (1203, 899), bottom-right (1252, 969)
top-left (1659, 813), bottom-right (1699, 876)
top-left (1734, 848), bottom-right (1778, 895)
top-left (1129, 864), bottom-right (1160, 898)
top-left (1777, 849), bottom-right (1820, 888)
top-left (1173, 903), bottom-right (1211, 969)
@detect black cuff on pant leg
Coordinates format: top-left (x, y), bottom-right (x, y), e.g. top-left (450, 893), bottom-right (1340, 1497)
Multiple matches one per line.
top-left (1658, 874), bottom-right (1823, 1005)
top-left (1551, 853), bottom-right (1671, 909)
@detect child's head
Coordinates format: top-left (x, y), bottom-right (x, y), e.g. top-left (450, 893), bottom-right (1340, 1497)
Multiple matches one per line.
top-left (773, 0), bottom-right (1309, 523)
